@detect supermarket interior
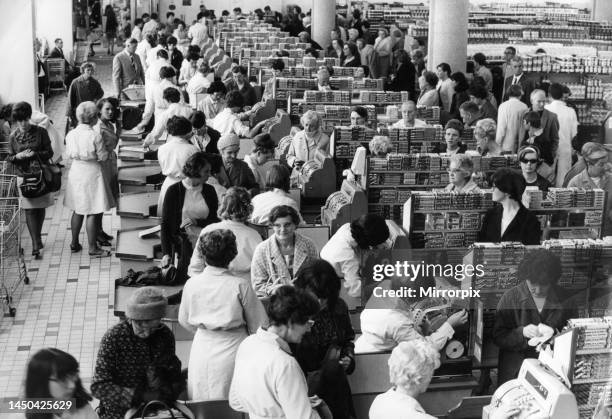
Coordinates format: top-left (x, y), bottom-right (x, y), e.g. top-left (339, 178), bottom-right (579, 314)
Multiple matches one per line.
top-left (1, 0), bottom-right (612, 418)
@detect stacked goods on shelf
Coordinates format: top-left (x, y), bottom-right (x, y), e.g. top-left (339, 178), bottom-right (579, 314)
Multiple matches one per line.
top-left (301, 57), bottom-right (339, 68)
top-left (354, 78), bottom-right (385, 90)
top-left (304, 90), bottom-right (351, 103)
top-left (359, 91), bottom-right (409, 103)
top-left (329, 77), bottom-right (354, 90)
top-left (332, 126), bottom-right (378, 159)
top-left (276, 77), bottom-right (317, 90)
top-left (521, 188), bottom-right (606, 238)
top-left (566, 317), bottom-right (612, 418)
top-left (406, 191), bottom-right (494, 248)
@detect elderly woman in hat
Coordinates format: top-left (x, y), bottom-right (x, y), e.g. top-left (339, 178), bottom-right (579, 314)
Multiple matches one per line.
top-left (567, 142), bottom-right (612, 235)
top-left (216, 133), bottom-right (260, 196)
top-left (92, 287), bottom-right (184, 419)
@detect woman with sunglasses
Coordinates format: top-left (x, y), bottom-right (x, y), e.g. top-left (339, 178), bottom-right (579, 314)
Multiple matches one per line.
top-left (478, 168), bottom-right (541, 245)
top-left (518, 146), bottom-right (551, 192)
top-left (567, 142), bottom-right (612, 235)
top-left (92, 287), bottom-right (183, 419)
top-left (24, 348), bottom-right (97, 419)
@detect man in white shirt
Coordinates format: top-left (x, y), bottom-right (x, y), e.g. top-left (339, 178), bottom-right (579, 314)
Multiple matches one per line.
top-left (188, 12), bottom-right (208, 49)
top-left (545, 83), bottom-right (578, 187)
top-left (356, 38), bottom-right (374, 76)
top-left (130, 18), bottom-right (144, 42)
top-left (186, 62), bottom-right (212, 106)
top-left (435, 63), bottom-right (454, 112)
top-left (146, 35), bottom-right (167, 68)
top-left (137, 66), bottom-right (182, 130)
top-left (145, 49), bottom-right (170, 95)
top-left (135, 34), bottom-right (154, 72)
top-left (496, 84), bottom-right (528, 153)
top-left (392, 101), bottom-right (428, 129)
top-left (143, 88), bottom-right (193, 147)
top-left (142, 12), bottom-right (159, 36)
top-left (209, 91), bottom-right (267, 138)
top-left (198, 80), bottom-right (227, 120)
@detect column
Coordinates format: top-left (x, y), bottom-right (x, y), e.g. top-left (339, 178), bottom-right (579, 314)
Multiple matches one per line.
top-left (593, 0), bottom-right (612, 22)
top-left (427, 0), bottom-right (469, 75)
top-left (312, 0), bottom-right (336, 51)
top-left (0, 0), bottom-right (38, 108)
top-left (35, 0), bottom-right (74, 63)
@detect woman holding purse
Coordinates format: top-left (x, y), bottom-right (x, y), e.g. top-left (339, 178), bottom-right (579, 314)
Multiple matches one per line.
top-left (7, 102), bottom-right (54, 259)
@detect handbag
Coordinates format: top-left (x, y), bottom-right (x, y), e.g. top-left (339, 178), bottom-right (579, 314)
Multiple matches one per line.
top-left (125, 400), bottom-right (186, 419)
top-left (20, 169), bottom-right (47, 198)
top-left (40, 157), bottom-right (62, 192)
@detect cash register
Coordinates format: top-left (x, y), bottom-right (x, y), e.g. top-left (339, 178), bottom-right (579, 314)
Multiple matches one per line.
top-left (484, 358), bottom-right (578, 419)
top-left (298, 149), bottom-right (337, 199)
top-left (321, 180), bottom-right (367, 235)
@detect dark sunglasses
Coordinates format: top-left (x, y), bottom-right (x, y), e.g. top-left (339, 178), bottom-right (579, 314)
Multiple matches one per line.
top-left (520, 158), bottom-right (538, 164)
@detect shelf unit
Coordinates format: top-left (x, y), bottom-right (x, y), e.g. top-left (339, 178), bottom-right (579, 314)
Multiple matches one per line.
top-left (365, 154), bottom-right (519, 223)
top-left (565, 317), bottom-right (612, 419)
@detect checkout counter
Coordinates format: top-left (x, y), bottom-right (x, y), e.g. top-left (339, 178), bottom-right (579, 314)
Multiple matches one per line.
top-left (321, 180), bottom-right (368, 236)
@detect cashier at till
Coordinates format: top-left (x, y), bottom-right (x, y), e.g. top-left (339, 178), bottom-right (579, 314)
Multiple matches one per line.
top-left (493, 249), bottom-right (577, 384)
top-left (320, 214), bottom-right (390, 298)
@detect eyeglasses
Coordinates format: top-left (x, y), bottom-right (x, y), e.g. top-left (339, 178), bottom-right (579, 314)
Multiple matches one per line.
top-left (131, 319), bottom-right (163, 330)
top-left (307, 319), bottom-right (316, 327)
top-left (520, 158), bottom-right (539, 164)
top-left (587, 158), bottom-right (607, 167)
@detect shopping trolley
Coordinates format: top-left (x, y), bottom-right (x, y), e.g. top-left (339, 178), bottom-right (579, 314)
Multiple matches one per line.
top-left (0, 164), bottom-right (29, 317)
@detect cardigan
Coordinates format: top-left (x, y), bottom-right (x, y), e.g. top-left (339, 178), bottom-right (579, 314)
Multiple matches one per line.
top-left (7, 125), bottom-right (53, 176)
top-left (493, 282), bottom-right (577, 384)
top-left (161, 180), bottom-right (219, 256)
top-left (91, 321), bottom-right (183, 419)
top-left (251, 232), bottom-right (319, 297)
top-left (218, 159), bottom-right (260, 195)
top-left (477, 204), bottom-right (542, 245)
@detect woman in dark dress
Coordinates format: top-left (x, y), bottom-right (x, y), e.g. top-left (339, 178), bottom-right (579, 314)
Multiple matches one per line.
top-left (449, 72), bottom-right (471, 120)
top-left (478, 168), bottom-right (542, 245)
top-left (7, 102), bottom-right (54, 258)
top-left (518, 146), bottom-right (551, 192)
top-left (293, 259), bottom-right (356, 419)
top-left (66, 62), bottom-right (104, 128)
top-left (342, 42), bottom-right (361, 67)
top-left (386, 49), bottom-right (416, 100)
top-left (104, 4), bottom-right (118, 55)
top-left (493, 250), bottom-right (577, 384)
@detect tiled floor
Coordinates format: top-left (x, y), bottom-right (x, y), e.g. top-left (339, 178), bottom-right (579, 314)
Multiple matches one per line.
top-left (0, 47), bottom-right (122, 399)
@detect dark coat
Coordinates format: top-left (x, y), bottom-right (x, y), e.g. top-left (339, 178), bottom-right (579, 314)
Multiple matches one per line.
top-left (218, 159), bottom-right (259, 196)
top-left (224, 79), bottom-right (258, 108)
top-left (521, 110), bottom-right (559, 165)
top-left (67, 75), bottom-right (104, 122)
top-left (478, 204), bottom-right (542, 245)
top-left (503, 74), bottom-right (536, 106)
top-left (387, 62), bottom-right (416, 100)
top-left (493, 282), bottom-right (577, 384)
top-left (160, 181), bottom-right (219, 256)
top-left (91, 321), bottom-right (184, 419)
top-left (450, 90), bottom-right (470, 120)
top-left (433, 142), bottom-right (468, 154)
top-left (204, 127), bottom-right (220, 154)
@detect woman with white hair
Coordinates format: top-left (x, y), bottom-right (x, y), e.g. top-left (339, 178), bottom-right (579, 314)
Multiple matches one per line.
top-left (475, 118), bottom-right (501, 156)
top-left (286, 110), bottom-right (330, 170)
top-left (445, 154), bottom-right (481, 193)
top-left (64, 101), bottom-right (112, 257)
top-left (370, 340), bottom-right (520, 418)
top-left (369, 340), bottom-right (440, 418)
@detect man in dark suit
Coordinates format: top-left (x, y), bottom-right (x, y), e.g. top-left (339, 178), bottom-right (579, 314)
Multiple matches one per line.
top-left (112, 38), bottom-right (145, 98)
top-left (224, 65), bottom-right (258, 108)
top-left (503, 57), bottom-right (536, 106)
top-left (48, 38), bottom-right (79, 86)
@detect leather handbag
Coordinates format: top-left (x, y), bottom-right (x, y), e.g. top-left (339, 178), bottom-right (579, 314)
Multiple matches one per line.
top-left (19, 169), bottom-right (47, 198)
top-left (40, 156), bottom-right (62, 193)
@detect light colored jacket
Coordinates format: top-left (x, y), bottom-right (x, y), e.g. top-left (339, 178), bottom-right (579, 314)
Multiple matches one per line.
top-left (251, 232), bottom-right (319, 297)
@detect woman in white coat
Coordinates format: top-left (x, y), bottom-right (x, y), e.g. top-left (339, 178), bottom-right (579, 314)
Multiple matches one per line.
top-left (188, 186), bottom-right (262, 280)
top-left (286, 110), bottom-right (329, 171)
top-left (179, 229), bottom-right (267, 400)
top-left (64, 101), bottom-right (112, 257)
top-left (156, 116), bottom-right (198, 216)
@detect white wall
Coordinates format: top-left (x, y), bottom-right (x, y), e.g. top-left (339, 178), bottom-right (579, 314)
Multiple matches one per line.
top-left (0, 0), bottom-right (38, 108)
top-left (35, 0), bottom-right (73, 61)
top-left (157, 0), bottom-right (311, 25)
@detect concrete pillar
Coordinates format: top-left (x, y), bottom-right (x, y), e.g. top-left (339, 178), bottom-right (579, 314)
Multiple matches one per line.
top-left (593, 0), bottom-right (612, 22)
top-left (427, 0), bottom-right (469, 74)
top-left (35, 0), bottom-right (74, 63)
top-left (0, 0), bottom-right (39, 108)
top-left (312, 0), bottom-right (336, 50)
